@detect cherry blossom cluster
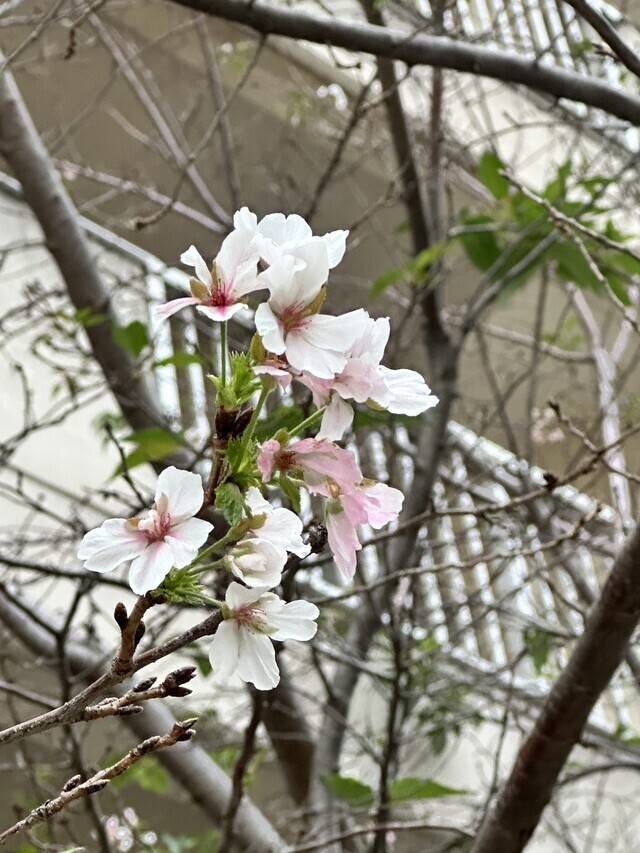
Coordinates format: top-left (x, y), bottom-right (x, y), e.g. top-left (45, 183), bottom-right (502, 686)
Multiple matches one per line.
top-left (78, 209), bottom-right (438, 690)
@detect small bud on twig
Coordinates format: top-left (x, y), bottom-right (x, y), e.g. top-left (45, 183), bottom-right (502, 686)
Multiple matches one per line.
top-left (113, 602), bottom-right (128, 631)
top-left (134, 621), bottom-right (146, 647)
top-left (83, 780), bottom-right (109, 795)
top-left (133, 676), bottom-right (157, 693)
top-left (61, 774), bottom-right (83, 792)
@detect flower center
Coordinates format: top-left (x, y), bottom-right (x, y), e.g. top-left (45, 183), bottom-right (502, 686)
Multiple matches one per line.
top-left (137, 509), bottom-right (172, 542)
top-left (279, 305), bottom-right (307, 334)
top-left (208, 282), bottom-right (230, 307)
top-left (275, 449), bottom-right (297, 472)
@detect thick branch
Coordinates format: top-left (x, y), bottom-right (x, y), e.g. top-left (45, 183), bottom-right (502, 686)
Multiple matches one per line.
top-left (170, 0), bottom-right (640, 126)
top-left (0, 58), bottom-right (184, 450)
top-left (472, 518), bottom-right (640, 853)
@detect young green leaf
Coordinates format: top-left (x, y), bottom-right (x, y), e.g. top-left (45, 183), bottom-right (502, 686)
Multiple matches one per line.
top-left (215, 482), bottom-right (245, 525)
top-left (389, 777), bottom-right (467, 802)
top-left (477, 150), bottom-right (509, 199)
top-left (321, 773), bottom-right (374, 806)
top-left (112, 320), bottom-right (149, 356)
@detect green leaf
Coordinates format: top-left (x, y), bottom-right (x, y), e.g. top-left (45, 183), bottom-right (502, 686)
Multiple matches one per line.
top-left (543, 160), bottom-right (571, 203)
top-left (389, 777), bottom-right (467, 802)
top-left (112, 320), bottom-right (149, 356)
top-left (524, 627), bottom-right (552, 674)
top-left (154, 351), bottom-right (204, 368)
top-left (477, 151), bottom-right (509, 199)
top-left (412, 241), bottom-right (447, 276)
top-left (212, 352), bottom-right (261, 408)
top-left (113, 427), bottom-right (183, 475)
top-left (215, 482), bottom-right (245, 525)
top-left (110, 755), bottom-right (169, 794)
top-left (552, 242), bottom-right (601, 291)
top-left (72, 306), bottom-right (107, 328)
top-left (370, 266), bottom-right (406, 298)
top-left (321, 773), bottom-right (373, 806)
top-left (458, 214), bottom-right (501, 271)
top-left (278, 472), bottom-right (301, 514)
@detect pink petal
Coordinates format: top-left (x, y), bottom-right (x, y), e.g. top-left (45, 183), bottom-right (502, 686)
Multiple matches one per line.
top-left (155, 296), bottom-right (200, 321)
top-left (326, 509), bottom-right (360, 581)
top-left (196, 303), bottom-right (247, 322)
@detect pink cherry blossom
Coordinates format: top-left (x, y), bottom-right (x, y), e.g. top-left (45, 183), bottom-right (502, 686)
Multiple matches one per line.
top-left (303, 316), bottom-right (439, 440)
top-left (326, 481), bottom-right (404, 581)
top-left (257, 437), bottom-right (362, 496)
top-left (157, 229), bottom-right (261, 323)
top-left (78, 467), bottom-right (213, 594)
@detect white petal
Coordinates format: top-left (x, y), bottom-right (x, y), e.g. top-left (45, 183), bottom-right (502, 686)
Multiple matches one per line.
top-left (230, 539), bottom-right (286, 588)
top-left (302, 310), bottom-right (369, 352)
top-left (268, 599), bottom-right (319, 641)
top-left (216, 230), bottom-right (259, 292)
top-left (233, 206), bottom-right (258, 234)
top-left (155, 467), bottom-right (204, 523)
top-left (166, 517), bottom-right (213, 567)
top-left (321, 229), bottom-right (348, 268)
top-left (209, 620), bottom-right (241, 679)
top-left (128, 541), bottom-right (175, 594)
top-left (318, 394), bottom-right (354, 442)
top-left (376, 366), bottom-right (439, 416)
top-left (285, 328), bottom-right (347, 379)
top-left (78, 519), bottom-right (147, 574)
top-left (180, 245), bottom-right (212, 287)
top-left (259, 508), bottom-right (310, 558)
top-left (225, 581), bottom-right (263, 610)
top-left (259, 212), bottom-right (312, 246)
top-left (255, 302), bottom-right (286, 354)
top-left (245, 486), bottom-right (271, 516)
top-left (236, 629), bottom-right (280, 690)
top-left (260, 254), bottom-right (301, 314)
top-left (287, 240), bottom-right (329, 306)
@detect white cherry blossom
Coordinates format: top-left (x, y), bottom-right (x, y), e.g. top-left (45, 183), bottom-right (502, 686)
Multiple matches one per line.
top-left (233, 206), bottom-right (348, 269)
top-left (208, 582), bottom-right (319, 690)
top-left (255, 244), bottom-right (369, 379)
top-left (157, 230), bottom-right (261, 323)
top-left (78, 467), bottom-right (212, 594)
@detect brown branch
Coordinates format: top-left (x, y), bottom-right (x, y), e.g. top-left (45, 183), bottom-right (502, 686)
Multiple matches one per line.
top-left (0, 719), bottom-right (197, 847)
top-left (0, 55), bottom-right (187, 461)
top-left (562, 0), bottom-right (640, 80)
top-left (170, 0), bottom-right (640, 126)
top-left (472, 518), bottom-right (640, 853)
top-left (220, 693), bottom-right (263, 851)
top-left (0, 587), bottom-right (287, 852)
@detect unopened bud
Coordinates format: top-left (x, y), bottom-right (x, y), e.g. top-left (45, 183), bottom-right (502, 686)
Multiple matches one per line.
top-left (167, 686), bottom-right (192, 698)
top-left (134, 622), bottom-right (146, 647)
top-left (83, 779), bottom-right (109, 795)
top-left (171, 666), bottom-right (197, 684)
top-left (114, 602), bottom-right (128, 631)
top-left (62, 774), bottom-right (83, 792)
top-left (177, 728), bottom-right (196, 742)
top-left (117, 705), bottom-right (143, 716)
top-left (133, 676), bottom-right (157, 693)
top-left (138, 736), bottom-right (160, 755)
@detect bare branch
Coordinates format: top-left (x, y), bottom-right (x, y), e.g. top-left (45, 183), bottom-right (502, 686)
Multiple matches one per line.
top-left (171, 0), bottom-right (640, 126)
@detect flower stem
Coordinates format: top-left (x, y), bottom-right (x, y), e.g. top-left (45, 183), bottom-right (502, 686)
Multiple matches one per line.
top-left (220, 321), bottom-right (228, 386)
top-left (289, 406), bottom-right (327, 438)
top-left (239, 383), bottom-right (270, 454)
